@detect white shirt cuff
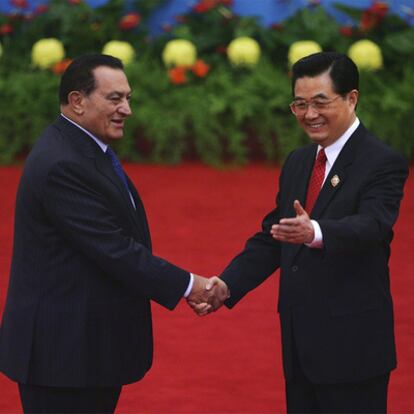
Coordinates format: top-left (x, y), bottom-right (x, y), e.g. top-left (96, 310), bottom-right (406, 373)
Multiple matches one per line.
top-left (183, 273), bottom-right (194, 298)
top-left (306, 220), bottom-right (324, 249)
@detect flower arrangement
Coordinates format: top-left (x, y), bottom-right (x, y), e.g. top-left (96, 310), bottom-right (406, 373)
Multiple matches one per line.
top-left (0, 0), bottom-right (413, 165)
top-left (162, 39), bottom-right (197, 67)
top-left (348, 39), bottom-right (383, 71)
top-left (288, 41), bottom-right (322, 66)
top-left (227, 37), bottom-right (261, 67)
top-left (31, 38), bottom-right (65, 69)
top-left (102, 41), bottom-right (135, 65)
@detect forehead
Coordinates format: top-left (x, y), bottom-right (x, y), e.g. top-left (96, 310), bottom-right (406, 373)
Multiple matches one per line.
top-left (92, 66), bottom-right (131, 94)
top-left (294, 71), bottom-right (334, 98)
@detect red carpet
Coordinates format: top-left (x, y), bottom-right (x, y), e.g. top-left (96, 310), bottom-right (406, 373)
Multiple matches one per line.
top-left (0, 163), bottom-right (413, 413)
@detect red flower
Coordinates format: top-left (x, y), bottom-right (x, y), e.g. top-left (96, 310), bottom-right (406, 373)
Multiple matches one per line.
top-left (271, 23), bottom-right (284, 31)
top-left (193, 0), bottom-right (219, 13)
top-left (220, 0), bottom-right (233, 6)
top-left (68, 0), bottom-right (82, 5)
top-left (191, 59), bottom-right (210, 78)
top-left (0, 24), bottom-right (13, 35)
top-left (52, 59), bottom-right (73, 75)
top-left (34, 4), bottom-right (48, 14)
top-left (369, 1), bottom-right (388, 18)
top-left (10, 0), bottom-right (28, 8)
top-left (161, 23), bottom-right (173, 33)
top-left (118, 12), bottom-right (141, 31)
top-left (360, 1), bottom-right (389, 32)
top-left (339, 26), bottom-right (353, 37)
top-left (168, 66), bottom-right (188, 85)
top-left (215, 45), bottom-right (227, 54)
top-left (175, 15), bottom-right (186, 23)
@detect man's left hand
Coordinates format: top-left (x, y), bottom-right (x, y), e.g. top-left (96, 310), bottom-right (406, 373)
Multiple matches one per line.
top-left (270, 200), bottom-right (314, 244)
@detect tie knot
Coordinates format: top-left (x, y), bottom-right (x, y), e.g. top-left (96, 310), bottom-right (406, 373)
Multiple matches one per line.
top-left (316, 148), bottom-right (327, 164)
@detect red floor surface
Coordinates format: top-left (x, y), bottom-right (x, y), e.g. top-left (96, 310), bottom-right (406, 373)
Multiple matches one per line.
top-left (0, 163), bottom-right (413, 414)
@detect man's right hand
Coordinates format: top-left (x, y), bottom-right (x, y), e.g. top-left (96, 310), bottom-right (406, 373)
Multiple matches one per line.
top-left (187, 275), bottom-right (230, 316)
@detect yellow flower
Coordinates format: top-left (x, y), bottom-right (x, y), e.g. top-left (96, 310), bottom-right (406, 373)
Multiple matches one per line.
top-left (31, 38), bottom-right (65, 69)
top-left (227, 37), bottom-right (261, 67)
top-left (162, 39), bottom-right (197, 67)
top-left (102, 41), bottom-right (135, 66)
top-left (288, 41), bottom-right (322, 66)
top-left (348, 39), bottom-right (383, 71)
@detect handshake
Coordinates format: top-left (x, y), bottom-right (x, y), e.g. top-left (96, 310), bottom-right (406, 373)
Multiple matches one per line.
top-left (187, 275), bottom-right (230, 316)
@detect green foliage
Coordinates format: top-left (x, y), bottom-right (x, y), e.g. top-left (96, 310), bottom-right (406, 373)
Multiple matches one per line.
top-left (0, 1), bottom-right (413, 165)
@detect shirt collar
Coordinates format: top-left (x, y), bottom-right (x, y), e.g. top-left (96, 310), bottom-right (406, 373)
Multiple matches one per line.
top-left (319, 117), bottom-right (360, 166)
top-left (60, 113), bottom-right (108, 153)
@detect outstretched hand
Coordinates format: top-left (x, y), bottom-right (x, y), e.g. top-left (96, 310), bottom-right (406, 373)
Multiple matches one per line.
top-left (270, 200), bottom-right (314, 244)
top-left (187, 275), bottom-right (230, 316)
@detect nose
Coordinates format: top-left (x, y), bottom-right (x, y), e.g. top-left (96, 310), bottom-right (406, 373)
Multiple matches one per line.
top-left (118, 99), bottom-right (132, 116)
top-left (304, 103), bottom-right (319, 119)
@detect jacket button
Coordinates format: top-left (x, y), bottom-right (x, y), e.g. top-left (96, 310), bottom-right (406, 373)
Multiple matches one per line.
top-left (292, 265), bottom-right (298, 272)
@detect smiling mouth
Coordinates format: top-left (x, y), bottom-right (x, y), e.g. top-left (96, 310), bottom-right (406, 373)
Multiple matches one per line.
top-left (112, 119), bottom-right (124, 127)
top-left (307, 123), bottom-right (324, 129)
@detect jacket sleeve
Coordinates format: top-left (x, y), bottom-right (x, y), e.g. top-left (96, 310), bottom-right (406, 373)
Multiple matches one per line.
top-left (42, 160), bottom-right (190, 310)
top-left (319, 150), bottom-right (408, 254)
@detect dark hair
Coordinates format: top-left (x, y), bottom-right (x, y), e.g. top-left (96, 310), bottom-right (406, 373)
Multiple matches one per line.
top-left (291, 52), bottom-right (359, 96)
top-left (59, 54), bottom-right (124, 104)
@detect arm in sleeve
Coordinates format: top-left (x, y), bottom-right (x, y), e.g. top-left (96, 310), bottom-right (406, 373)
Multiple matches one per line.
top-left (319, 152), bottom-right (408, 255)
top-left (43, 161), bottom-right (190, 310)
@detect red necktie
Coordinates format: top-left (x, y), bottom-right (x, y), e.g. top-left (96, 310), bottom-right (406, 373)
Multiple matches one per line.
top-left (305, 148), bottom-right (327, 212)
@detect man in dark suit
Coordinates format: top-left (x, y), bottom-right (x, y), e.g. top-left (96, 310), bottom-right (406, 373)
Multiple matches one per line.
top-left (0, 54), bottom-right (228, 413)
top-left (196, 52), bottom-right (408, 412)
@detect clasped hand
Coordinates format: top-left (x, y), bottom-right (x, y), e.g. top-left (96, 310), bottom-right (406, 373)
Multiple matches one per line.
top-left (187, 275), bottom-right (230, 316)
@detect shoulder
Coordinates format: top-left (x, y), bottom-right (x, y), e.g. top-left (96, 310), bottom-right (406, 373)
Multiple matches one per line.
top-left (354, 125), bottom-right (408, 170)
top-left (283, 143), bottom-right (315, 165)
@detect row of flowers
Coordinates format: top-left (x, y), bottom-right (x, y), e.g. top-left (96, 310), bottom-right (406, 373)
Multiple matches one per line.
top-left (0, 35), bottom-right (383, 85)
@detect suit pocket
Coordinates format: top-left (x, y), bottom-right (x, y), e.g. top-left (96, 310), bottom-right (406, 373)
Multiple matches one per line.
top-left (328, 297), bottom-right (384, 317)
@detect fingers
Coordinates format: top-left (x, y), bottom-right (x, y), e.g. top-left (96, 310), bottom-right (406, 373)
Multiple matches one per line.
top-left (187, 276), bottom-right (230, 316)
top-left (206, 276), bottom-right (220, 290)
top-left (293, 199), bottom-right (307, 216)
top-left (187, 301), bottom-right (212, 317)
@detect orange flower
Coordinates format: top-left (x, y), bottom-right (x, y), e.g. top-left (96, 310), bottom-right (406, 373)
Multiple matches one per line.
top-left (118, 12), bottom-right (141, 31)
top-left (168, 66), bottom-right (187, 85)
top-left (191, 59), bottom-right (210, 78)
top-left (52, 59), bottom-right (73, 75)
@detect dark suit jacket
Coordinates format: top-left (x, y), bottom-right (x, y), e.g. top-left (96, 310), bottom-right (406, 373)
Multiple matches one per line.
top-left (0, 116), bottom-right (190, 387)
top-left (221, 123), bottom-right (408, 384)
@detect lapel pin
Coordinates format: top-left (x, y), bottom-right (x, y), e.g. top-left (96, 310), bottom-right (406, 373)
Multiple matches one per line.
top-left (331, 175), bottom-right (340, 187)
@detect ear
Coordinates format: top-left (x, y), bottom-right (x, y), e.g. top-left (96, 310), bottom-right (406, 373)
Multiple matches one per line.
top-left (67, 91), bottom-right (85, 116)
top-left (348, 89), bottom-right (359, 109)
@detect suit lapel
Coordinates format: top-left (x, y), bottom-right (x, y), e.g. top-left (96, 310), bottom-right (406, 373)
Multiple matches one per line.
top-left (55, 116), bottom-right (150, 246)
top-left (310, 124), bottom-right (364, 219)
top-left (286, 123), bottom-right (365, 264)
top-left (95, 151), bottom-right (151, 245)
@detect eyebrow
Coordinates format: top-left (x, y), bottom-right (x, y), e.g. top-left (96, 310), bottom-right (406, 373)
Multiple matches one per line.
top-left (294, 93), bottom-right (329, 101)
top-left (106, 90), bottom-right (132, 98)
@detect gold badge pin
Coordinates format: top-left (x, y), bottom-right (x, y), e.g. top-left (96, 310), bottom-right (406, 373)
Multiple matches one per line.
top-left (331, 175), bottom-right (340, 187)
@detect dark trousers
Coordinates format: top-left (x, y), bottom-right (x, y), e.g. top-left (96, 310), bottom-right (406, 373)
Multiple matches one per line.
top-left (18, 383), bottom-right (122, 414)
top-left (285, 345), bottom-right (390, 414)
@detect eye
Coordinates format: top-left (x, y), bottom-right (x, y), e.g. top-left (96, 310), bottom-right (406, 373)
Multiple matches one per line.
top-left (313, 100), bottom-right (329, 110)
top-left (295, 102), bottom-right (307, 110)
